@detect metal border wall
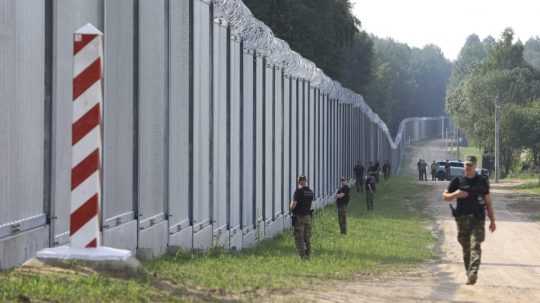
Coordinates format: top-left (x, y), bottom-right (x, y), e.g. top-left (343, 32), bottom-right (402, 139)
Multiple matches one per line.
top-left (0, 0), bottom-right (447, 269)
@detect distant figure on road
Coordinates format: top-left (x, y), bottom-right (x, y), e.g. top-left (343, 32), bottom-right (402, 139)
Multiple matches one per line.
top-left (421, 159), bottom-right (428, 181)
top-left (383, 160), bottom-right (391, 180)
top-left (290, 176), bottom-right (315, 259)
top-left (444, 160), bottom-right (451, 180)
top-left (417, 159), bottom-right (423, 181)
top-left (365, 173), bottom-right (377, 211)
top-left (443, 155), bottom-right (496, 285)
top-left (431, 160), bottom-right (438, 181)
top-left (353, 161), bottom-right (365, 193)
top-left (374, 161), bottom-right (381, 183)
top-left (367, 161), bottom-right (375, 179)
top-left (336, 177), bottom-right (350, 235)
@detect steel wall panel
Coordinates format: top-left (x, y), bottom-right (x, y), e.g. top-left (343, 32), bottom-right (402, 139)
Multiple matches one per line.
top-left (229, 37), bottom-right (241, 230)
top-left (314, 90), bottom-right (319, 198)
top-left (192, 0), bottom-right (211, 228)
top-left (0, 0), bottom-right (45, 230)
top-left (308, 86), bottom-right (315, 192)
top-left (298, 80), bottom-right (304, 176)
top-left (322, 94), bottom-right (326, 196)
top-left (290, 79), bottom-right (297, 196)
top-left (338, 104), bottom-right (343, 180)
top-left (328, 99), bottom-right (332, 193)
top-left (334, 100), bottom-right (338, 189)
top-left (274, 68), bottom-right (283, 217)
top-left (138, 0), bottom-right (167, 221)
top-left (282, 76), bottom-right (291, 209)
top-left (349, 106), bottom-right (353, 176)
top-left (167, 0), bottom-right (191, 237)
top-left (52, 0), bottom-right (103, 245)
top-left (102, 0), bottom-right (136, 234)
top-left (241, 50), bottom-right (255, 229)
top-left (212, 21), bottom-right (228, 232)
top-left (329, 99), bottom-right (334, 191)
top-left (255, 55), bottom-right (264, 224)
top-left (263, 65), bottom-right (273, 221)
top-left (305, 85), bottom-right (311, 184)
top-left (330, 100), bottom-right (335, 189)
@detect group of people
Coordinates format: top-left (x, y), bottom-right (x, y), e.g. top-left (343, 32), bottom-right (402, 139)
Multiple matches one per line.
top-left (353, 161), bottom-right (392, 191)
top-left (417, 158), bottom-right (429, 180)
top-left (418, 159), bottom-right (452, 181)
top-left (289, 160), bottom-right (392, 259)
top-left (290, 154), bottom-right (497, 286)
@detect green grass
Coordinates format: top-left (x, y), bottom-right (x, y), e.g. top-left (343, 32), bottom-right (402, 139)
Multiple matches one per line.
top-left (512, 180), bottom-right (540, 195)
top-left (145, 176), bottom-right (434, 292)
top-left (505, 172), bottom-right (540, 180)
top-left (0, 268), bottom-right (187, 303)
top-left (0, 177), bottom-right (435, 302)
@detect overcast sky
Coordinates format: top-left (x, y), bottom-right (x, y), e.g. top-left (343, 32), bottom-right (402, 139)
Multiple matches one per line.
top-left (352, 0), bottom-right (540, 61)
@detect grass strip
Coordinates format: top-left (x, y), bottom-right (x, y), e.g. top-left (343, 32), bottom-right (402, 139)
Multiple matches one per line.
top-left (0, 176), bottom-right (434, 302)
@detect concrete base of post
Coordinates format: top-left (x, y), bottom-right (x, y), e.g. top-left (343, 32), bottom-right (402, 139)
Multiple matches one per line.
top-left (30, 246), bottom-right (141, 276)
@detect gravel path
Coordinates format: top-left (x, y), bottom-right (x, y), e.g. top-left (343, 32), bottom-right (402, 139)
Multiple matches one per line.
top-left (269, 139), bottom-right (540, 302)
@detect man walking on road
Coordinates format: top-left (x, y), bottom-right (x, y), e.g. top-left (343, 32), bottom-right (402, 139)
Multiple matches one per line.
top-left (431, 160), bottom-right (438, 181)
top-left (383, 160), bottom-right (391, 180)
top-left (443, 155), bottom-right (496, 285)
top-left (445, 160), bottom-right (451, 180)
top-left (365, 173), bottom-right (376, 211)
top-left (373, 161), bottom-right (381, 183)
top-left (353, 162), bottom-right (365, 192)
top-left (290, 176), bottom-right (315, 259)
top-left (336, 177), bottom-right (350, 234)
top-left (417, 159), bottom-right (423, 181)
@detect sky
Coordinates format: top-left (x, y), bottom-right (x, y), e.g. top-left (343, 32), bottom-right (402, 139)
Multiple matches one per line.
top-left (352, 0), bottom-right (540, 61)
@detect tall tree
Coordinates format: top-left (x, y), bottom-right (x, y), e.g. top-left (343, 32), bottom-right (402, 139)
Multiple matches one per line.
top-left (340, 31), bottom-right (374, 95)
top-left (524, 37), bottom-right (540, 70)
top-left (447, 34), bottom-right (487, 91)
top-left (243, 0), bottom-right (363, 82)
top-left (365, 37), bottom-right (450, 134)
top-left (446, 29), bottom-right (540, 175)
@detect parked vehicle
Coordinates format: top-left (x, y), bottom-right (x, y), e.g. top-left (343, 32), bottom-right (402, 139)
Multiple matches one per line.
top-left (435, 161), bottom-right (489, 180)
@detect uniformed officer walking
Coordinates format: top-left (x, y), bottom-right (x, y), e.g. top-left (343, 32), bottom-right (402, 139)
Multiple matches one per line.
top-left (382, 160), bottom-right (391, 180)
top-left (290, 176), bottom-right (315, 259)
top-left (336, 177), bottom-right (350, 234)
top-left (443, 155), bottom-right (496, 285)
top-left (365, 173), bottom-right (376, 211)
top-left (353, 162), bottom-right (365, 192)
top-left (431, 160), bottom-right (438, 181)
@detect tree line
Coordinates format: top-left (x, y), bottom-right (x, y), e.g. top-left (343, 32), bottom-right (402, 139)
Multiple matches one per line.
top-left (446, 30), bottom-right (540, 175)
top-left (243, 0), bottom-right (451, 136)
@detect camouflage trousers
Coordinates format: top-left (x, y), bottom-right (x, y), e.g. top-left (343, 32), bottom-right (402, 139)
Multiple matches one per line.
top-left (366, 191), bottom-right (374, 210)
top-left (337, 206), bottom-right (347, 234)
top-left (455, 214), bottom-right (485, 276)
top-left (293, 215), bottom-right (312, 259)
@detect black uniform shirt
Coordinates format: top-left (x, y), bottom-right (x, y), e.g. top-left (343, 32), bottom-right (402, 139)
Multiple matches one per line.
top-left (353, 165), bottom-right (364, 178)
top-left (293, 186), bottom-right (314, 216)
top-left (336, 185), bottom-right (350, 207)
top-left (365, 176), bottom-right (376, 192)
top-left (447, 174), bottom-right (490, 216)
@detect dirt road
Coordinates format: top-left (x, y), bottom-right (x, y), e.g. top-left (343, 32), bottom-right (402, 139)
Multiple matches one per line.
top-left (273, 139), bottom-right (540, 302)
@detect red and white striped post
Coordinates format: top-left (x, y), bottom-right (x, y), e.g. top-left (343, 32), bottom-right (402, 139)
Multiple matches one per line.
top-left (71, 23), bottom-right (103, 248)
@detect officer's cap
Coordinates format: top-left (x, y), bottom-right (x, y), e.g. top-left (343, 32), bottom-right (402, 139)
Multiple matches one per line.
top-left (464, 155), bottom-right (477, 165)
